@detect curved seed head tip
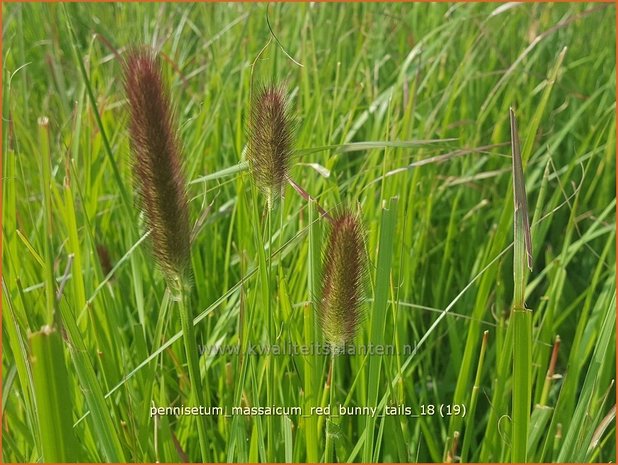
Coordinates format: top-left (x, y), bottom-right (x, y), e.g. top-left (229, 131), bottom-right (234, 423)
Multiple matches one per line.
top-left (318, 209), bottom-right (368, 349)
top-left (247, 84), bottom-right (293, 209)
top-left (123, 49), bottom-right (191, 285)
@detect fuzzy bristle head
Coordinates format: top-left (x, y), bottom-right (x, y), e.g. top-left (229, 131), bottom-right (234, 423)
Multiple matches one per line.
top-left (318, 210), bottom-right (368, 349)
top-left (123, 49), bottom-right (191, 286)
top-left (246, 84), bottom-right (292, 208)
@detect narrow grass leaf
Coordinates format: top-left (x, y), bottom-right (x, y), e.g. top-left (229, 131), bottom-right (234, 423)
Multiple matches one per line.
top-left (29, 326), bottom-right (81, 462)
top-left (510, 107), bottom-right (533, 462)
top-left (363, 197), bottom-right (398, 462)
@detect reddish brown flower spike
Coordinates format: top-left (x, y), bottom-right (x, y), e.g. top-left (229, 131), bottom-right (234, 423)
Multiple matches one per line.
top-left (247, 85), bottom-right (292, 208)
top-left (124, 50), bottom-right (191, 284)
top-left (318, 210), bottom-right (368, 348)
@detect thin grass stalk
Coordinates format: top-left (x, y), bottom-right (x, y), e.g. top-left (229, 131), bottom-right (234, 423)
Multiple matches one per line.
top-left (316, 367), bottom-right (331, 445)
top-left (511, 225), bottom-right (532, 463)
top-left (479, 317), bottom-right (512, 461)
top-left (177, 281), bottom-right (210, 462)
top-left (539, 336), bottom-right (560, 406)
top-left (304, 199), bottom-right (321, 462)
top-left (249, 183), bottom-right (272, 460)
top-left (324, 353), bottom-right (336, 462)
top-left (302, 302), bottom-right (319, 461)
top-left (37, 117), bottom-right (54, 326)
top-left (510, 107), bottom-right (533, 462)
top-left (266, 206), bottom-right (275, 461)
top-left (460, 330), bottom-right (489, 462)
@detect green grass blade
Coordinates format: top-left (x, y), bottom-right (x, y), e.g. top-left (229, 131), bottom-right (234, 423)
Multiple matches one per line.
top-left (509, 107), bottom-right (533, 462)
top-left (303, 199), bottom-right (321, 463)
top-left (362, 196), bottom-right (398, 462)
top-left (557, 288), bottom-right (616, 462)
top-left (29, 326), bottom-right (81, 461)
top-left (460, 330), bottom-right (489, 462)
top-left (56, 298), bottom-right (126, 462)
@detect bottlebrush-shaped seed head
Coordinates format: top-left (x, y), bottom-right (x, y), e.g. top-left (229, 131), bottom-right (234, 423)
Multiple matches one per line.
top-left (318, 210), bottom-right (368, 350)
top-left (246, 84), bottom-right (292, 209)
top-left (123, 49), bottom-right (191, 288)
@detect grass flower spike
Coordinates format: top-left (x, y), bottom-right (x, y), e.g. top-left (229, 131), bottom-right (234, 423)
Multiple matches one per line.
top-left (124, 50), bottom-right (210, 461)
top-left (247, 84), bottom-right (293, 208)
top-left (123, 50), bottom-right (191, 286)
top-left (319, 210), bottom-right (368, 349)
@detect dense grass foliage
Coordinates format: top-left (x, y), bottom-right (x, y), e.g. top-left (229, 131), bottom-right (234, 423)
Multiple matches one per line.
top-left (2, 3), bottom-right (616, 462)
